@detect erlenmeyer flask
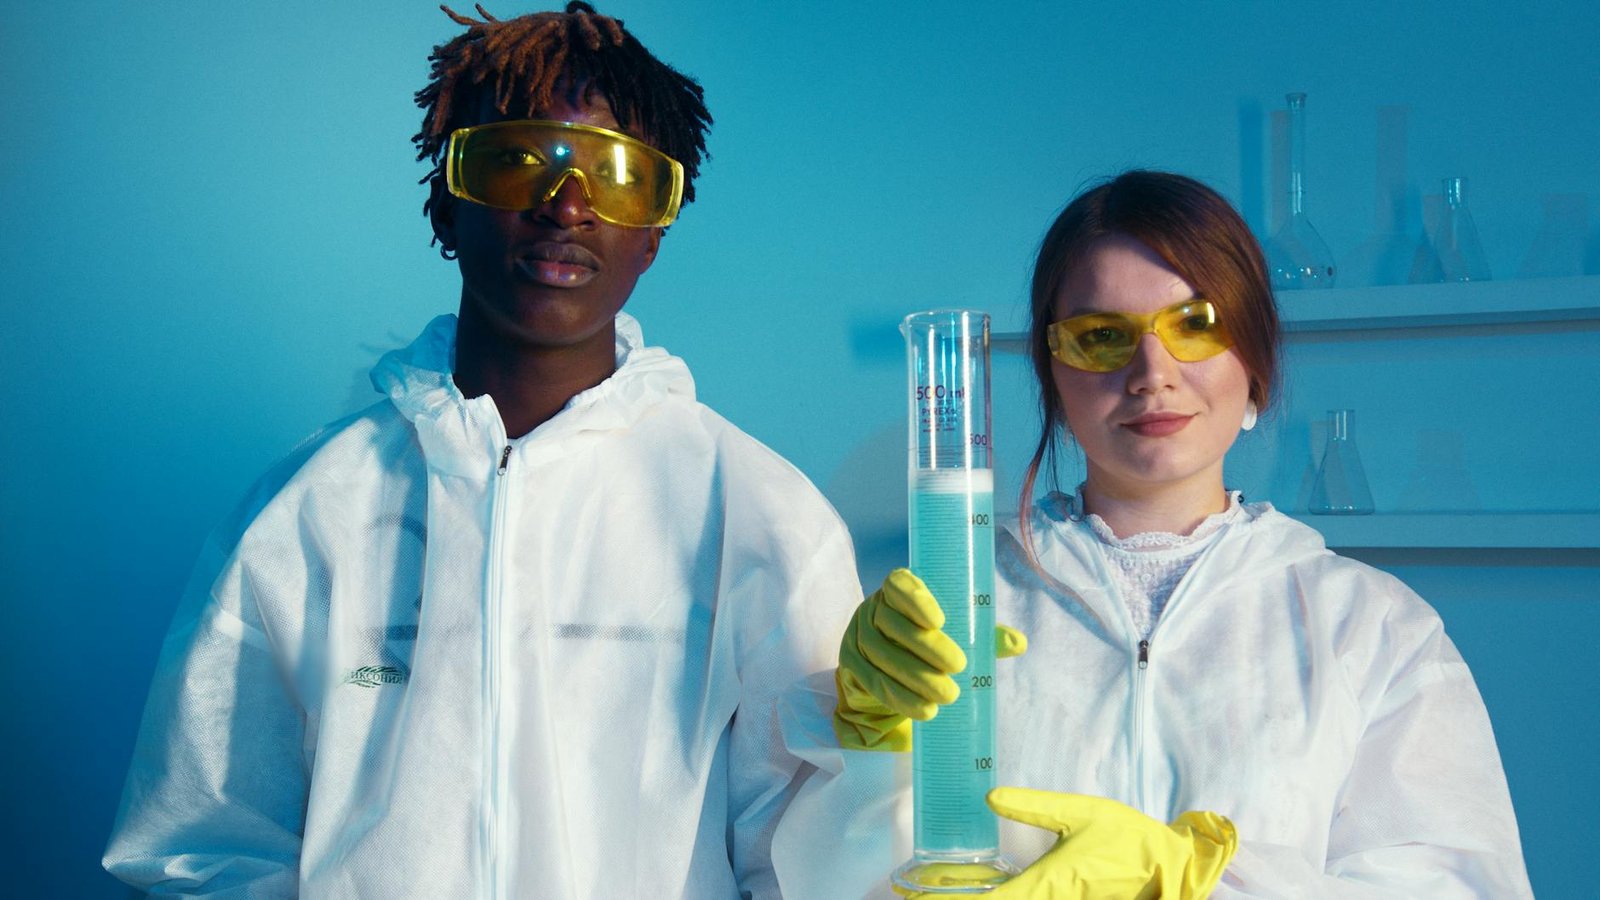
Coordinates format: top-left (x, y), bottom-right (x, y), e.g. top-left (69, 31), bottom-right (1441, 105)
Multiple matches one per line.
top-left (1431, 177), bottom-right (1492, 282)
top-left (1267, 92), bottom-right (1337, 290)
top-left (1309, 409), bottom-right (1374, 515)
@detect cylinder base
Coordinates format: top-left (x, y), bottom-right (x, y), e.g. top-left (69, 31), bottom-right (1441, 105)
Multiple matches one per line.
top-left (892, 850), bottom-right (1021, 894)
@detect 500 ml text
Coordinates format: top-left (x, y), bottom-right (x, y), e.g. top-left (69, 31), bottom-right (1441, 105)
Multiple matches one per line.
top-left (915, 384), bottom-right (966, 401)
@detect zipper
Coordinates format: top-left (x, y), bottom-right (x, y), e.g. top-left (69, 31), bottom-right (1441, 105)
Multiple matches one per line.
top-left (1132, 637), bottom-right (1150, 813)
top-left (1084, 544), bottom-right (1153, 817)
top-left (1104, 517), bottom-right (1234, 821)
top-left (482, 443), bottom-right (512, 900)
top-left (1129, 531), bottom-right (1230, 816)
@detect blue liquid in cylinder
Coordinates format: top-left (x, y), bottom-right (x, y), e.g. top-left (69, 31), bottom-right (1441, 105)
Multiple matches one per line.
top-left (910, 468), bottom-right (998, 855)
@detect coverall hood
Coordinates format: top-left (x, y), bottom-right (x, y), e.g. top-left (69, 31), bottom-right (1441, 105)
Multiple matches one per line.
top-left (369, 311), bottom-right (695, 478)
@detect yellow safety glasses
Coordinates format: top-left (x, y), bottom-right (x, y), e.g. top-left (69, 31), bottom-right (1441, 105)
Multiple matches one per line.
top-left (445, 119), bottom-right (684, 227)
top-left (1047, 299), bottom-right (1234, 372)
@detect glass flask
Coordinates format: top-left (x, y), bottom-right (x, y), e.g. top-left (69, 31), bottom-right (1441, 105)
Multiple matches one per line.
top-left (1431, 177), bottom-right (1492, 282)
top-left (1309, 409), bottom-right (1374, 515)
top-left (1267, 92), bottom-right (1337, 290)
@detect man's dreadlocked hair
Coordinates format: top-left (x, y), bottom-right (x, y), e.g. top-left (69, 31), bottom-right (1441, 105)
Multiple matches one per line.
top-left (413, 2), bottom-right (712, 248)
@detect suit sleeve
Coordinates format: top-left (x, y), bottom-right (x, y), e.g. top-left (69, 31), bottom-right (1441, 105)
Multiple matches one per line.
top-left (103, 530), bottom-right (309, 897)
top-left (725, 506), bottom-right (864, 900)
top-left (1215, 588), bottom-right (1532, 899)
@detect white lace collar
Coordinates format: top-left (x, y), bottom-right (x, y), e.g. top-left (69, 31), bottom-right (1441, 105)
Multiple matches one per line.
top-left (1066, 487), bottom-right (1246, 553)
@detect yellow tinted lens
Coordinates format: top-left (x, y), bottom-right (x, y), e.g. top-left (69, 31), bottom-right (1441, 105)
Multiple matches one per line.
top-left (446, 120), bottom-right (683, 226)
top-left (451, 128), bottom-right (548, 209)
top-left (1047, 300), bottom-right (1232, 372)
top-left (583, 139), bottom-right (676, 224)
top-left (1154, 301), bottom-right (1232, 361)
top-left (1050, 314), bottom-right (1140, 372)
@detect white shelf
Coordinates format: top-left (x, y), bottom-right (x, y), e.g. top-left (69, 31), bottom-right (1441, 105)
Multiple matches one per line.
top-left (992, 275), bottom-right (1600, 350)
top-left (1286, 512), bottom-right (1600, 550)
top-left (1277, 275), bottom-right (1600, 333)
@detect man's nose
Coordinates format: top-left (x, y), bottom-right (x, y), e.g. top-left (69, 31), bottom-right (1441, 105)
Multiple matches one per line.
top-left (530, 169), bottom-right (598, 228)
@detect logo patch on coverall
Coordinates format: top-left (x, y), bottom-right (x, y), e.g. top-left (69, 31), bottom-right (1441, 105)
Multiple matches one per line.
top-left (342, 665), bottom-right (408, 688)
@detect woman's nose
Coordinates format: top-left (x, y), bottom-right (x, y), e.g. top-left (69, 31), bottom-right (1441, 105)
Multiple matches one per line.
top-left (1123, 332), bottom-right (1179, 393)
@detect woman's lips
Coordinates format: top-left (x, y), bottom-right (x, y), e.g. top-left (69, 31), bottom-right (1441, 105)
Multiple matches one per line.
top-left (515, 241), bottom-right (600, 287)
top-left (1123, 413), bottom-right (1194, 437)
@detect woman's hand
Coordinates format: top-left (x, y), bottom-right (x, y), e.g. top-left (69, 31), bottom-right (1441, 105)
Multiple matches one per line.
top-left (896, 788), bottom-right (1238, 898)
top-left (832, 568), bottom-right (1026, 752)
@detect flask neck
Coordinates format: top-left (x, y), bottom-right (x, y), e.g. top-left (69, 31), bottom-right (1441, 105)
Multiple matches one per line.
top-left (1287, 92), bottom-right (1309, 213)
top-left (1328, 410), bottom-right (1353, 441)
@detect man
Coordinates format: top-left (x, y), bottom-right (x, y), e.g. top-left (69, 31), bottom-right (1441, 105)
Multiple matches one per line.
top-left (104, 5), bottom-right (862, 896)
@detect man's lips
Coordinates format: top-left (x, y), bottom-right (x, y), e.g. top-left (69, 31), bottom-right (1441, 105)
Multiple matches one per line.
top-left (1122, 412), bottom-right (1194, 437)
top-left (515, 241), bottom-right (601, 287)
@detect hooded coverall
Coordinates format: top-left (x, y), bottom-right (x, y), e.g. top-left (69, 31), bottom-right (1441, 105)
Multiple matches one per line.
top-left (105, 313), bottom-right (863, 899)
top-left (772, 494), bottom-right (1532, 898)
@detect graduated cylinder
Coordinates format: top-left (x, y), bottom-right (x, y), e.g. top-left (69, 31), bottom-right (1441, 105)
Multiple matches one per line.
top-left (895, 310), bottom-right (1016, 893)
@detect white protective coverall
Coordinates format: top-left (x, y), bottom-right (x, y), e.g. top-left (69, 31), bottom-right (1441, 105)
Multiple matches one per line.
top-left (104, 313), bottom-right (863, 899)
top-left (771, 494), bottom-right (1533, 898)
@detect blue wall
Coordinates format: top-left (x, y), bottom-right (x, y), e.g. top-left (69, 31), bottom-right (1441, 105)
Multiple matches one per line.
top-left (4, 2), bottom-right (1596, 896)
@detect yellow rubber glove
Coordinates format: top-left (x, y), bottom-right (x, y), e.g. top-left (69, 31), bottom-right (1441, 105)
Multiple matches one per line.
top-left (895, 788), bottom-right (1237, 898)
top-left (833, 568), bottom-right (1027, 752)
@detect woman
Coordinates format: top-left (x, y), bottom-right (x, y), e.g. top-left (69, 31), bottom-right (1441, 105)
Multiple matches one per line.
top-left (774, 171), bottom-right (1531, 898)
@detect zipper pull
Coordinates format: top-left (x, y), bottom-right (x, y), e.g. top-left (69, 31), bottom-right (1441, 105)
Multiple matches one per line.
top-left (1138, 639), bottom-right (1150, 670)
top-left (497, 444), bottom-right (512, 476)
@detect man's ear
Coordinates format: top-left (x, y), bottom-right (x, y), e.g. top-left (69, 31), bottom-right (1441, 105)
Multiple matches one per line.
top-left (641, 226), bottom-right (663, 269)
top-left (429, 186), bottom-right (457, 256)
